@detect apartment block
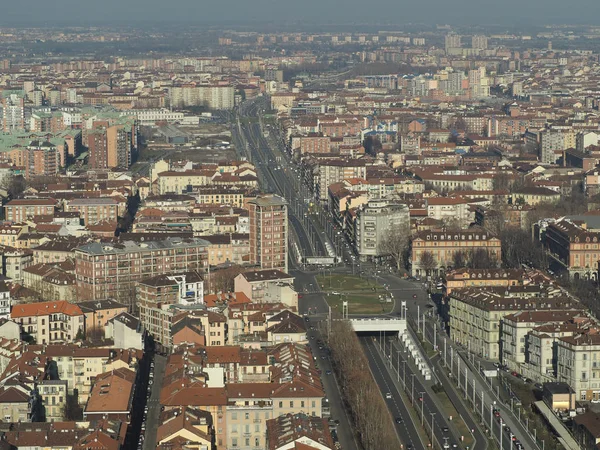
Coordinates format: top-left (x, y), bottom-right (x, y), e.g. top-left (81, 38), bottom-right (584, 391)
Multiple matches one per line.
top-left (88, 124), bottom-right (131, 169)
top-left (64, 197), bottom-right (119, 225)
top-left (557, 333), bottom-right (600, 402)
top-left (526, 321), bottom-right (590, 383)
top-left (248, 195), bottom-right (288, 273)
top-left (75, 237), bottom-right (209, 309)
top-left (4, 198), bottom-right (56, 222)
top-left (353, 199), bottom-right (410, 262)
top-left (501, 310), bottom-right (586, 371)
top-left (137, 270), bottom-right (205, 346)
top-left (10, 300), bottom-right (84, 344)
top-left (449, 285), bottom-right (575, 360)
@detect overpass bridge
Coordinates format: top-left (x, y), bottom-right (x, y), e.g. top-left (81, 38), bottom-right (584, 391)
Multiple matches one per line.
top-left (330, 300), bottom-right (431, 380)
top-left (349, 317), bottom-right (407, 335)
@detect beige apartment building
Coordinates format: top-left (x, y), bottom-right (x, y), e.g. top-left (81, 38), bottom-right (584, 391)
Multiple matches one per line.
top-left (225, 381), bottom-right (324, 450)
top-left (526, 322), bottom-right (588, 383)
top-left (11, 300), bottom-right (84, 345)
top-left (4, 198), bottom-right (56, 222)
top-left (64, 197), bottom-right (118, 225)
top-left (501, 310), bottom-right (585, 371)
top-left (449, 285), bottom-right (574, 360)
top-left (557, 333), bottom-right (600, 402)
top-left (0, 384), bottom-right (30, 422)
top-left (157, 170), bottom-right (214, 195)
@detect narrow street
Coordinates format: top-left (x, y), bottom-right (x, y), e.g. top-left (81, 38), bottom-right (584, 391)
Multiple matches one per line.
top-left (143, 354), bottom-right (167, 450)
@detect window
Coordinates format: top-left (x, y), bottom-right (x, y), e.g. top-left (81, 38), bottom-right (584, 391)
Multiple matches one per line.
top-left (232, 438), bottom-right (238, 447)
top-left (290, 401), bottom-right (294, 408)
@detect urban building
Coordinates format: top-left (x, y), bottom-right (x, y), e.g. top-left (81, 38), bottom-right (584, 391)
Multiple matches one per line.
top-left (74, 237), bottom-right (209, 309)
top-left (557, 333), bottom-right (600, 402)
top-left (449, 285), bottom-right (574, 360)
top-left (64, 197), bottom-right (119, 225)
top-left (411, 228), bottom-right (501, 277)
top-left (353, 199), bottom-right (410, 262)
top-left (544, 219), bottom-right (600, 280)
top-left (10, 300), bottom-right (84, 344)
top-left (248, 195), bottom-right (288, 273)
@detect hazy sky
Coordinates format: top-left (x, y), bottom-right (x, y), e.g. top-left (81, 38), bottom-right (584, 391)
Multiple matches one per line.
top-left (4, 0), bottom-right (600, 26)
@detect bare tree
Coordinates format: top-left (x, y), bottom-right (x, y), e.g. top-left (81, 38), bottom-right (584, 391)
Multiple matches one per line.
top-left (492, 171), bottom-right (513, 191)
top-left (500, 228), bottom-right (548, 270)
top-left (482, 208), bottom-right (508, 236)
top-left (418, 251), bottom-right (437, 275)
top-left (327, 320), bottom-right (400, 449)
top-left (452, 250), bottom-right (468, 269)
top-left (380, 226), bottom-right (410, 273)
top-left (1, 174), bottom-right (26, 199)
top-left (467, 248), bottom-right (499, 269)
top-left (209, 265), bottom-right (245, 293)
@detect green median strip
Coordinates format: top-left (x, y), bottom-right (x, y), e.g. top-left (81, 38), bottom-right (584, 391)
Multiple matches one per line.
top-left (434, 390), bottom-right (474, 449)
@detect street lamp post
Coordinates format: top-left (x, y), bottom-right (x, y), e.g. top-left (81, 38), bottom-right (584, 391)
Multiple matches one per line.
top-left (430, 412), bottom-right (436, 442)
top-left (419, 391), bottom-right (425, 425)
top-left (411, 374), bottom-right (415, 403)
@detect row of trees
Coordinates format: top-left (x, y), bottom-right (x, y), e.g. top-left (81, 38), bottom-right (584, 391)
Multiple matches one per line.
top-left (327, 320), bottom-right (399, 449)
top-left (416, 248), bottom-right (500, 274)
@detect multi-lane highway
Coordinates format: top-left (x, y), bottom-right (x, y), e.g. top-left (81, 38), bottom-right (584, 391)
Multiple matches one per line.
top-left (232, 98), bottom-right (330, 260)
top-left (361, 336), bottom-right (426, 450)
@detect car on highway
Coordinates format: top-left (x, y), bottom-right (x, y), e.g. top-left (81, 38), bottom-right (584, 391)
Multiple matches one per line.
top-left (385, 392), bottom-right (392, 399)
top-left (441, 426), bottom-right (449, 432)
top-left (325, 370), bottom-right (332, 375)
top-left (395, 417), bottom-right (403, 424)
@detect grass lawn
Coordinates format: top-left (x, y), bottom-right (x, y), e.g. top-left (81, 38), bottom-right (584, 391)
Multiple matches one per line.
top-left (316, 274), bottom-right (393, 315)
top-left (434, 391), bottom-right (474, 449)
